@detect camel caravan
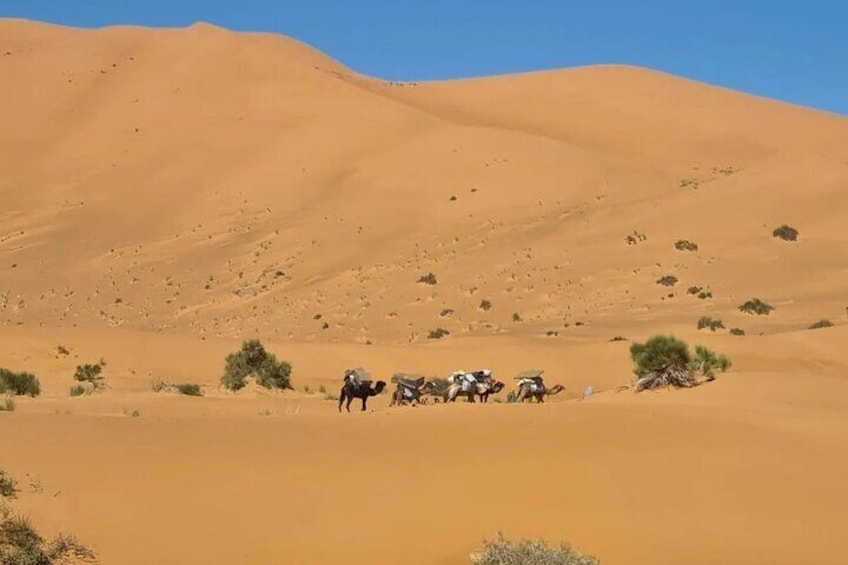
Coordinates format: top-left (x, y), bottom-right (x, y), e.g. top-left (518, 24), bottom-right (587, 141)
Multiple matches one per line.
top-left (338, 366), bottom-right (564, 412)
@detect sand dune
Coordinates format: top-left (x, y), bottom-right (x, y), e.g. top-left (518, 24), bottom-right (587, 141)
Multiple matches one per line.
top-left (2, 18), bottom-right (848, 564)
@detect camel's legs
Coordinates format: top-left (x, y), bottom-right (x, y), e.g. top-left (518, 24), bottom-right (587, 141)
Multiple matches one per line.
top-left (345, 396), bottom-right (353, 412)
top-left (361, 397), bottom-right (368, 411)
top-left (338, 390), bottom-right (346, 413)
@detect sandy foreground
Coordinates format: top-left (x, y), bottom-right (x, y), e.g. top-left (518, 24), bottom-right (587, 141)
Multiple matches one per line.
top-left (2, 18), bottom-right (848, 564)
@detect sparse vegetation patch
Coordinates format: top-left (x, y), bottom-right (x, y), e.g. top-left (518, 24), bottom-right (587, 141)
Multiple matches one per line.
top-left (625, 230), bottom-right (647, 245)
top-left (153, 380), bottom-right (203, 396)
top-left (730, 328), bottom-right (746, 336)
top-left (674, 239), bottom-right (699, 251)
top-left (738, 298), bottom-right (774, 315)
top-left (772, 225), bottom-right (799, 241)
top-left (417, 272), bottom-right (438, 285)
top-left (427, 328), bottom-right (450, 340)
top-left (809, 319), bottom-right (834, 330)
top-left (479, 299), bottom-right (492, 311)
top-left (697, 316), bottom-right (725, 331)
top-left (656, 275), bottom-right (678, 287)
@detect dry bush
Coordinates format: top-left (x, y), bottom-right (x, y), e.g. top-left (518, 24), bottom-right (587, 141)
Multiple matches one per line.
top-left (809, 319), bottom-right (834, 330)
top-left (471, 532), bottom-right (599, 565)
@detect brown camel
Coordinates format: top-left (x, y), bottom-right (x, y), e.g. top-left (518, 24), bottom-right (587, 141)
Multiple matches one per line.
top-left (338, 367), bottom-right (386, 412)
top-left (513, 370), bottom-right (564, 403)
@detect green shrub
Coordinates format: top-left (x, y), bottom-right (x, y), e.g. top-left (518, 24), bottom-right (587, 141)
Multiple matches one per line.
top-left (738, 298), bottom-right (774, 315)
top-left (479, 299), bottom-right (492, 311)
top-left (220, 340), bottom-right (292, 391)
top-left (656, 275), bottom-right (678, 287)
top-left (697, 316), bottom-right (725, 331)
top-left (809, 319), bottom-right (834, 330)
top-left (427, 328), bottom-right (450, 339)
top-left (0, 369), bottom-right (41, 397)
top-left (689, 345), bottom-right (732, 380)
top-left (512, 312), bottom-right (521, 322)
top-left (674, 240), bottom-right (698, 251)
top-left (630, 335), bottom-right (690, 378)
top-left (471, 532), bottom-right (599, 565)
top-left (687, 286), bottom-right (702, 295)
top-left (772, 225), bottom-right (798, 241)
top-left (69, 386), bottom-right (86, 398)
top-left (74, 363), bottom-right (105, 392)
top-left (630, 335), bottom-right (730, 391)
top-left (175, 384), bottom-right (203, 396)
top-left (730, 328), bottom-right (746, 336)
top-left (417, 272), bottom-right (438, 285)
top-left (697, 291), bottom-right (712, 299)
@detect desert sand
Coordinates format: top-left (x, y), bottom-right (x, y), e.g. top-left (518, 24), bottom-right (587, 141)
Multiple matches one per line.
top-left (1, 18), bottom-right (847, 564)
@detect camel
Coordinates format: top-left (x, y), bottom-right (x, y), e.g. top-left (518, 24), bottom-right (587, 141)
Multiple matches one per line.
top-left (338, 367), bottom-right (386, 412)
top-left (513, 369), bottom-right (564, 403)
top-left (388, 373), bottom-right (437, 407)
top-left (445, 379), bottom-right (505, 403)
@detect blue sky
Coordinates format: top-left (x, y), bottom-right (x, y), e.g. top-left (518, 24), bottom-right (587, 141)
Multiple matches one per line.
top-left (4, 0), bottom-right (846, 115)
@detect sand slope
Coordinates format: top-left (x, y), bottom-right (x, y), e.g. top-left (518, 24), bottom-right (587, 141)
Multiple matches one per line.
top-left (1, 18), bottom-right (848, 565)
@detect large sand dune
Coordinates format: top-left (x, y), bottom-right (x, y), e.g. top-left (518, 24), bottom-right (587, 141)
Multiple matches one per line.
top-left (1, 18), bottom-right (847, 564)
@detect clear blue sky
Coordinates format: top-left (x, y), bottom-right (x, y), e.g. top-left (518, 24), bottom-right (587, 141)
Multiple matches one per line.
top-left (4, 0), bottom-right (846, 115)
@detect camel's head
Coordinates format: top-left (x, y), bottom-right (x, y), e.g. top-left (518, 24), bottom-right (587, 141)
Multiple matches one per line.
top-left (374, 381), bottom-right (387, 394)
top-left (491, 381), bottom-right (506, 393)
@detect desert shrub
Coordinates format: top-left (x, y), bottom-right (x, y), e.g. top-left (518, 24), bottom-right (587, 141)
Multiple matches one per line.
top-left (546, 330), bottom-right (559, 337)
top-left (687, 286), bottom-right (702, 295)
top-left (630, 335), bottom-right (729, 392)
top-left (656, 275), bottom-right (678, 287)
top-left (809, 319), bottom-right (834, 330)
top-left (417, 272), bottom-right (438, 285)
top-left (0, 471), bottom-right (16, 498)
top-left (0, 369), bottom-right (41, 397)
top-left (0, 398), bottom-right (13, 412)
top-left (479, 299), bottom-right (492, 311)
top-left (220, 340), bottom-right (292, 391)
top-left (608, 336), bottom-right (627, 342)
top-left (738, 298), bottom-right (774, 315)
top-left (674, 240), bottom-right (699, 251)
top-left (471, 532), bottom-right (599, 565)
top-left (512, 312), bottom-right (521, 322)
top-left (440, 308), bottom-right (454, 317)
top-left (697, 316), bottom-right (725, 331)
top-left (689, 345), bottom-right (731, 380)
top-left (56, 345), bottom-right (70, 356)
top-left (69, 386), bottom-right (86, 398)
top-left (427, 328), bottom-right (450, 339)
top-left (152, 380), bottom-right (203, 396)
top-left (697, 291), bottom-right (712, 299)
top-left (0, 508), bottom-right (95, 564)
top-left (74, 363), bottom-right (105, 392)
top-left (772, 225), bottom-right (798, 241)
top-left (730, 328), bottom-right (746, 336)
